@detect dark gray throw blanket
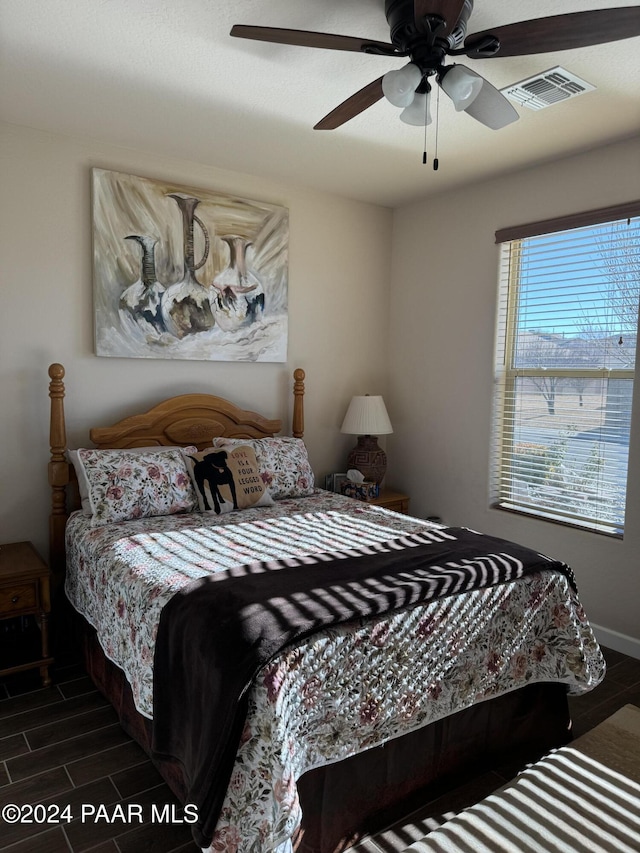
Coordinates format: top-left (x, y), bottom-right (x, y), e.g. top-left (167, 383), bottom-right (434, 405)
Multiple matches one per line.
top-left (151, 526), bottom-right (576, 848)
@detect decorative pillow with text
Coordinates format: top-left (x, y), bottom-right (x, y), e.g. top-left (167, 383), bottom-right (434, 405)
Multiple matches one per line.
top-left (183, 445), bottom-right (274, 515)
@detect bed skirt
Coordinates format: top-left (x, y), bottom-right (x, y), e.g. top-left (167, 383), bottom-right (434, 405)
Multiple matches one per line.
top-left (78, 616), bottom-right (572, 853)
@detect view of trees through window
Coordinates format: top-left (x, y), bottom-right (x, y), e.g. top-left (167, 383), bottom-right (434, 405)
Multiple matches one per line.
top-left (494, 214), bottom-right (639, 534)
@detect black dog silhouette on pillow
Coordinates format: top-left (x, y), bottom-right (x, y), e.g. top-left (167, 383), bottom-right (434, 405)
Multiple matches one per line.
top-left (188, 450), bottom-right (238, 514)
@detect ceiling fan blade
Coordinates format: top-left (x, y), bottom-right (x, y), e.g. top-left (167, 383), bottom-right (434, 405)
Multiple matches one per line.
top-left (465, 8), bottom-right (640, 59)
top-left (414, 0), bottom-right (467, 36)
top-left (459, 70), bottom-right (519, 129)
top-left (314, 77), bottom-right (384, 130)
top-left (230, 25), bottom-right (397, 55)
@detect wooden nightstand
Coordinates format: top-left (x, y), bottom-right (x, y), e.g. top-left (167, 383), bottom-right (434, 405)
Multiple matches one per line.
top-left (0, 542), bottom-right (53, 687)
top-left (368, 488), bottom-right (410, 514)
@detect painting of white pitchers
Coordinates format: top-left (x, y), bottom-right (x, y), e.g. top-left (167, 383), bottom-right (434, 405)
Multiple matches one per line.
top-left (92, 169), bottom-right (289, 361)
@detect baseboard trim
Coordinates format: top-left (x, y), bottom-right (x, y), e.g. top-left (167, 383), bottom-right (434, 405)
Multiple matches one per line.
top-left (591, 623), bottom-right (640, 661)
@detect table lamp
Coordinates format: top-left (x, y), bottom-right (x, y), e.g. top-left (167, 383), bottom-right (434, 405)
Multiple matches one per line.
top-left (340, 395), bottom-right (393, 484)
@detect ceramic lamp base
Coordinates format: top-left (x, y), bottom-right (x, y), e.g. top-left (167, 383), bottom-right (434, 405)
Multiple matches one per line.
top-left (347, 435), bottom-right (387, 485)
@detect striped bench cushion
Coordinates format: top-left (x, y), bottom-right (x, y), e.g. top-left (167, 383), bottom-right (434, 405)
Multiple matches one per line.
top-left (404, 746), bottom-right (640, 853)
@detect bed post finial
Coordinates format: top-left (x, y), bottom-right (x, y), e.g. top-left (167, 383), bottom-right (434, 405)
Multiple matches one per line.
top-left (49, 363), bottom-right (69, 578)
top-left (292, 368), bottom-right (305, 439)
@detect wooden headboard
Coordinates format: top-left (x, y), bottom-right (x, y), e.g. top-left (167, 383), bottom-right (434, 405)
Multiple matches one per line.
top-left (48, 363), bottom-right (305, 577)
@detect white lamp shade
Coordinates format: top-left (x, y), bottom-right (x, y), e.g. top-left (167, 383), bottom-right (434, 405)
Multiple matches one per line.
top-left (340, 396), bottom-right (393, 436)
top-left (382, 63), bottom-right (422, 108)
top-left (441, 64), bottom-right (483, 111)
top-left (400, 92), bottom-right (432, 126)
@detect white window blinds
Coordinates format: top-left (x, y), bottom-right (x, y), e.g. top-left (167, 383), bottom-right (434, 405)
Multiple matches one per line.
top-left (492, 204), bottom-right (640, 536)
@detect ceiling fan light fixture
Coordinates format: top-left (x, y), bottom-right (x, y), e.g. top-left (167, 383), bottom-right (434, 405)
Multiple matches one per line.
top-left (382, 62), bottom-right (422, 107)
top-left (399, 92), bottom-right (432, 126)
top-left (440, 64), bottom-right (483, 111)
top-left (234, 8), bottom-right (640, 136)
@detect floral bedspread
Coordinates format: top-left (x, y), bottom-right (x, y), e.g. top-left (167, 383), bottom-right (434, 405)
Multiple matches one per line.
top-left (65, 491), bottom-right (606, 853)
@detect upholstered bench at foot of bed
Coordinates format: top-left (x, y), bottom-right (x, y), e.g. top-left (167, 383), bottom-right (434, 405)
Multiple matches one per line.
top-left (400, 704), bottom-right (640, 853)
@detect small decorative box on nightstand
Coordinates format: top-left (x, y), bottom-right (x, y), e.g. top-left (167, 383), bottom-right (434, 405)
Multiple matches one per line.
top-left (0, 541), bottom-right (53, 687)
top-left (367, 488), bottom-right (410, 514)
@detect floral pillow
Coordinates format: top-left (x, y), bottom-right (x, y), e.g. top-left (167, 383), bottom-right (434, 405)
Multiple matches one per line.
top-left (210, 437), bottom-right (314, 499)
top-left (73, 447), bottom-right (198, 527)
top-left (182, 445), bottom-right (274, 515)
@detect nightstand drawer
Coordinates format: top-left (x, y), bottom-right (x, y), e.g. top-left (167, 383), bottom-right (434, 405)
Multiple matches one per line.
top-left (367, 489), bottom-right (410, 514)
top-left (380, 499), bottom-right (406, 513)
top-left (0, 583), bottom-right (37, 615)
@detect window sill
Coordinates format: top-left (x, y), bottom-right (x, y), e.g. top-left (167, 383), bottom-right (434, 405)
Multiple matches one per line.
top-left (491, 501), bottom-right (624, 539)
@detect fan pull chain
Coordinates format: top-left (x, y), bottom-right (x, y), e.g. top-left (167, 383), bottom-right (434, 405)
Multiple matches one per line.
top-left (422, 93), bottom-right (428, 164)
top-left (433, 85), bottom-right (440, 171)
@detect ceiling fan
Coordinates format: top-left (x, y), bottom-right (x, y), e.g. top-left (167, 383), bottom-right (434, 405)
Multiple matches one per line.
top-left (231, 2), bottom-right (640, 132)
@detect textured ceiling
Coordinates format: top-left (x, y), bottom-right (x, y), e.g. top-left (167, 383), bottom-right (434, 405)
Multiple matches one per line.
top-left (1, 0), bottom-right (639, 207)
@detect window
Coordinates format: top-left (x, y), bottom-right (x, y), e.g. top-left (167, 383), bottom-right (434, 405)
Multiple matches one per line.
top-left (492, 202), bottom-right (640, 536)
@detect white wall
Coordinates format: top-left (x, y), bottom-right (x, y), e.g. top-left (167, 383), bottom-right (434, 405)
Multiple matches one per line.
top-left (0, 122), bottom-right (393, 559)
top-left (388, 136), bottom-right (640, 647)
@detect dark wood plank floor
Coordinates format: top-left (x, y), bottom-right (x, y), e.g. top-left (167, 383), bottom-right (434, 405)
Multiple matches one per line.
top-left (1, 646), bottom-right (639, 853)
top-left (0, 661), bottom-right (199, 853)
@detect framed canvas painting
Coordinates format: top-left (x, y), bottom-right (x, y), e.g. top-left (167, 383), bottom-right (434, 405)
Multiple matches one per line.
top-left (92, 169), bottom-right (289, 362)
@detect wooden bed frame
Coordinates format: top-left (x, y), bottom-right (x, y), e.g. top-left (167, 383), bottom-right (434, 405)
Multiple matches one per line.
top-left (47, 362), bottom-right (305, 577)
top-left (46, 362), bottom-right (571, 853)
